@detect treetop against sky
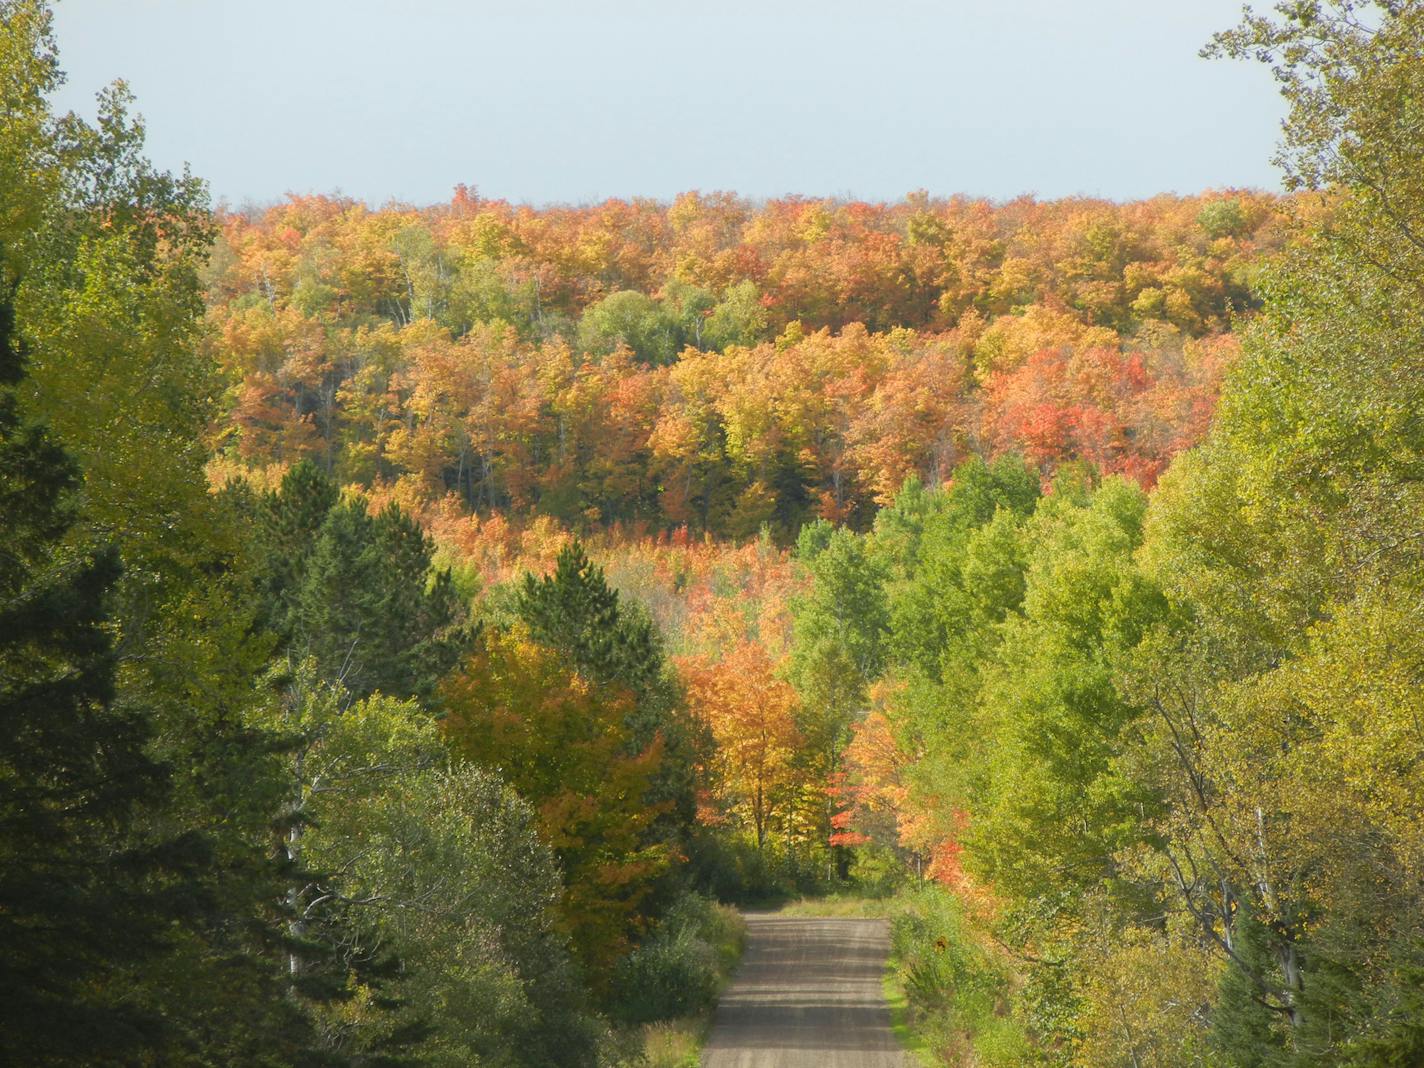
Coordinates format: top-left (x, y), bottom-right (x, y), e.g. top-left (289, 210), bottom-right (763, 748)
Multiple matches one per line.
top-left (50, 0), bottom-right (1285, 207)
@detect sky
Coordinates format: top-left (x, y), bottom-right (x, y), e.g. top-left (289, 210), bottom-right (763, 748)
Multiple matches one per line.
top-left (49, 0), bottom-right (1287, 208)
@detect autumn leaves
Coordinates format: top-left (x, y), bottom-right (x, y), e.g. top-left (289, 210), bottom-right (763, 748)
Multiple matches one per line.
top-left (206, 188), bottom-right (1277, 542)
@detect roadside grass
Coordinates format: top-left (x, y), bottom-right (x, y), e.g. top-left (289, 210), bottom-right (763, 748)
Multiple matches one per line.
top-left (638, 1017), bottom-right (704, 1068)
top-left (883, 885), bottom-right (1031, 1067)
top-left (773, 892), bottom-right (896, 918)
top-left (883, 969), bottom-right (935, 1067)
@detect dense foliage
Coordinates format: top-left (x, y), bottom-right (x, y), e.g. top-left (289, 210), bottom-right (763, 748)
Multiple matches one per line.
top-left (800, 5), bottom-right (1424, 1065)
top-left (6, 0), bottom-right (1423, 1065)
top-left (0, 3), bottom-right (661, 1063)
top-left (205, 180), bottom-right (1272, 538)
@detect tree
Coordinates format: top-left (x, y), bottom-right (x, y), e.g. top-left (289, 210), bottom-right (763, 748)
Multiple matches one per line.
top-left (293, 499), bottom-right (466, 702)
top-left (441, 629), bottom-right (673, 984)
top-left (260, 658), bottom-right (602, 1067)
top-left (236, 462), bottom-right (470, 703)
top-left (577, 289), bottom-right (679, 365)
top-left (310, 763), bottom-right (601, 1067)
top-left (831, 706), bottom-right (914, 865)
top-left (0, 12), bottom-right (326, 1056)
top-left (262, 663), bottom-right (435, 1063)
top-left (518, 540), bottom-right (648, 689)
top-left (881, 454), bottom-right (1039, 679)
top-left (786, 525), bottom-right (892, 876)
top-left (202, 186), bottom-right (1271, 538)
top-left (702, 279), bottom-right (769, 350)
top-left (680, 641), bottom-right (804, 850)
top-left (0, 277), bottom-right (192, 1063)
top-left (248, 459), bottom-right (340, 638)
top-left (789, 526), bottom-right (890, 714)
top-left (969, 476), bottom-right (1163, 902)
top-left (1111, 6), bottom-right (1424, 1059)
top-left (517, 540), bottom-right (702, 835)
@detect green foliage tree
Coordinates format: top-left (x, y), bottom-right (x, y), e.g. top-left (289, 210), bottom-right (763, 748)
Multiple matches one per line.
top-left (786, 525), bottom-right (893, 877)
top-left (792, 528), bottom-right (890, 694)
top-left (577, 289), bottom-right (680, 365)
top-left (518, 539), bottom-right (650, 690)
top-left (0, 276), bottom-right (183, 1064)
top-left (260, 659), bottom-right (601, 1066)
top-left (789, 526), bottom-right (890, 757)
top-left (445, 250), bottom-right (537, 337)
top-left (294, 499), bottom-right (466, 702)
top-left (313, 763), bottom-right (601, 1067)
top-left (249, 459), bottom-right (341, 638)
top-left (576, 278), bottom-right (769, 364)
top-left (702, 279), bottom-right (770, 350)
top-left (1102, 6), bottom-right (1424, 1061)
top-left (1209, 905), bottom-right (1283, 1068)
top-left (231, 461), bottom-right (470, 703)
top-left (969, 476), bottom-right (1163, 901)
top-left (881, 455), bottom-right (1040, 679)
top-left (0, 9), bottom-right (330, 1058)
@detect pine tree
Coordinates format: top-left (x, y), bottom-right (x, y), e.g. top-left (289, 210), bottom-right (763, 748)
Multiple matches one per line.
top-left (239, 466), bottom-right (467, 703)
top-left (1210, 906), bottom-right (1287, 1068)
top-left (251, 459), bottom-right (342, 640)
top-left (366, 502), bottom-right (465, 702)
top-left (517, 541), bottom-right (627, 686)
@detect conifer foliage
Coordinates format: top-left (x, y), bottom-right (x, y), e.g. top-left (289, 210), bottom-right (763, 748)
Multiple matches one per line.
top-left (239, 460), bottom-right (470, 702)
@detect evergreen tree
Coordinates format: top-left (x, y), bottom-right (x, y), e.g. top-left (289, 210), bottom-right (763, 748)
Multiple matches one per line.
top-left (517, 541), bottom-right (628, 686)
top-left (253, 459), bottom-right (341, 639)
top-left (239, 464), bottom-right (468, 703)
top-left (292, 500), bottom-right (466, 702)
top-left (0, 12), bottom-right (331, 1055)
top-left (1210, 906), bottom-right (1287, 1068)
top-left (516, 541), bottom-right (702, 839)
top-left (0, 283), bottom-right (182, 1062)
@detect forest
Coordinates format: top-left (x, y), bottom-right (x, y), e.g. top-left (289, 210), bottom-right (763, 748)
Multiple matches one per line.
top-left (3, 0), bottom-right (1424, 1065)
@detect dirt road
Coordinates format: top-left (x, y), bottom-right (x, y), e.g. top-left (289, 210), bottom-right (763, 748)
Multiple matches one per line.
top-left (701, 913), bottom-right (907, 1067)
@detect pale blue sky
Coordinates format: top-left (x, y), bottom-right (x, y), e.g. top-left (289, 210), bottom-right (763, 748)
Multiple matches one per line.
top-left (50, 0), bottom-right (1285, 207)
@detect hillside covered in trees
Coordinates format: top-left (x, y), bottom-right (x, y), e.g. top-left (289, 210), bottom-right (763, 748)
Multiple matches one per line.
top-left (206, 183), bottom-right (1277, 535)
top-left (5, 0), bottom-right (1424, 1066)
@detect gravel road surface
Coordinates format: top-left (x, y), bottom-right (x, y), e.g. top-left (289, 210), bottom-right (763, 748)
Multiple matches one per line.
top-left (701, 913), bottom-right (907, 1067)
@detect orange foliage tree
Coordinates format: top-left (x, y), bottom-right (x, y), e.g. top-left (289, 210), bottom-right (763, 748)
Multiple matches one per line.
top-left (440, 628), bottom-right (671, 981)
top-left (204, 188), bottom-right (1280, 540)
top-left (678, 640), bottom-right (805, 850)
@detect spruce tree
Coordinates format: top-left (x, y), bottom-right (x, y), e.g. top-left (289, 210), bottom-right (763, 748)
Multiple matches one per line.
top-left (517, 541), bottom-right (626, 685)
top-left (240, 465), bottom-right (466, 703)
top-left (255, 459), bottom-right (341, 639)
top-left (1210, 906), bottom-right (1287, 1068)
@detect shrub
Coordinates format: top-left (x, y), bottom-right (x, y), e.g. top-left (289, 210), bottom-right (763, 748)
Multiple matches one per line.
top-left (686, 832), bottom-right (831, 904)
top-left (609, 893), bottom-right (744, 1025)
top-left (611, 928), bottom-right (719, 1024)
